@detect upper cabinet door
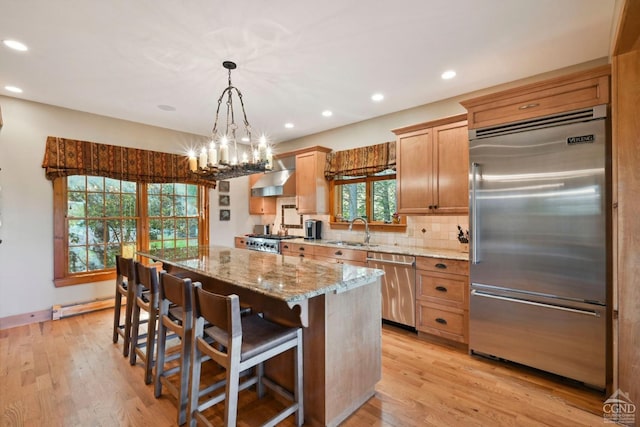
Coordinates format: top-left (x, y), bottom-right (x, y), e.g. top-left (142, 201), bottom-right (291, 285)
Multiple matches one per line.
top-left (296, 148), bottom-right (330, 214)
top-left (394, 115), bottom-right (469, 215)
top-left (432, 120), bottom-right (469, 213)
top-left (396, 128), bottom-right (434, 214)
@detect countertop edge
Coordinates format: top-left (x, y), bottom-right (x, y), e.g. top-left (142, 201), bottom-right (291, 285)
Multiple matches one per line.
top-left (243, 236), bottom-right (470, 261)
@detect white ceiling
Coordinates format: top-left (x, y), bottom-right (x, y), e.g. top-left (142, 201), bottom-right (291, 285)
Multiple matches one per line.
top-left (0, 0), bottom-right (616, 148)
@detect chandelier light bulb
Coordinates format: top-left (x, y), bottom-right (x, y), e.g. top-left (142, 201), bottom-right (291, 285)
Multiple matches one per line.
top-left (188, 150), bottom-right (197, 172)
top-left (266, 146), bottom-right (273, 170)
top-left (208, 141), bottom-right (217, 165)
top-left (199, 147), bottom-right (208, 169)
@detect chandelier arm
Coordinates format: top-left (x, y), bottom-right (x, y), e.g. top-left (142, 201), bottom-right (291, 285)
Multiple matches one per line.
top-left (234, 88), bottom-right (253, 138)
top-left (212, 87), bottom-right (232, 135)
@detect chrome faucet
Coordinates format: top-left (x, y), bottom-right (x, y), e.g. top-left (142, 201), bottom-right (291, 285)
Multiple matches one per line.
top-left (349, 217), bottom-right (370, 245)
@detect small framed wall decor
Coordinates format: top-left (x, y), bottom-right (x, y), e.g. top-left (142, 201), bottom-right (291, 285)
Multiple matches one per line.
top-left (218, 181), bottom-right (230, 192)
top-left (219, 194), bottom-right (230, 206)
top-left (219, 209), bottom-right (231, 221)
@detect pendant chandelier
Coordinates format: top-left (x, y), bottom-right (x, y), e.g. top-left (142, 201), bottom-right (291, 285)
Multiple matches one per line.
top-left (188, 61), bottom-right (272, 180)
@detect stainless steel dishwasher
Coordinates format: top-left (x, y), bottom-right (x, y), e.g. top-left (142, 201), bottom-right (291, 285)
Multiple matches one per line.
top-left (366, 252), bottom-right (416, 328)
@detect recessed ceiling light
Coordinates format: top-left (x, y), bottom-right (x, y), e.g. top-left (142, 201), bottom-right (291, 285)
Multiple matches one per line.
top-left (284, 123), bottom-right (294, 129)
top-left (441, 70), bottom-right (456, 80)
top-left (322, 110), bottom-right (333, 117)
top-left (241, 136), bottom-right (250, 142)
top-left (157, 104), bottom-right (176, 111)
top-left (5, 85), bottom-right (23, 93)
top-left (371, 93), bottom-right (384, 102)
top-left (2, 39), bottom-right (28, 51)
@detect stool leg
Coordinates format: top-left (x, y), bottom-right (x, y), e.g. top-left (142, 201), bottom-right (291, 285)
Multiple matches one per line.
top-left (129, 299), bottom-right (141, 366)
top-left (177, 329), bottom-right (192, 425)
top-left (188, 338), bottom-right (203, 427)
top-left (154, 316), bottom-right (167, 398)
top-left (256, 363), bottom-right (265, 398)
top-left (143, 307), bottom-right (157, 385)
top-left (112, 289), bottom-right (122, 343)
top-left (224, 361), bottom-right (241, 427)
top-left (122, 286), bottom-right (134, 357)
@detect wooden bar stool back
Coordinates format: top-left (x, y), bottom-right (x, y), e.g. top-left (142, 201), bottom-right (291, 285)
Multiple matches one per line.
top-left (188, 285), bottom-right (304, 427)
top-left (112, 255), bottom-right (136, 357)
top-left (155, 271), bottom-right (194, 425)
top-left (129, 261), bottom-right (159, 384)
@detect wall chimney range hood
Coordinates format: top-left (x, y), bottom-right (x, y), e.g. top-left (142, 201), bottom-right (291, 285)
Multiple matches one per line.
top-left (250, 156), bottom-right (296, 197)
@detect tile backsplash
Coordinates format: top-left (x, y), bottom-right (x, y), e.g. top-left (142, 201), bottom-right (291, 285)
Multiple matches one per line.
top-left (320, 214), bottom-right (469, 251)
top-left (266, 196), bottom-right (469, 250)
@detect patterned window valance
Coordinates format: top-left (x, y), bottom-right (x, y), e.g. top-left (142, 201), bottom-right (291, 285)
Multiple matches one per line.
top-left (42, 136), bottom-right (217, 188)
top-left (324, 141), bottom-right (396, 180)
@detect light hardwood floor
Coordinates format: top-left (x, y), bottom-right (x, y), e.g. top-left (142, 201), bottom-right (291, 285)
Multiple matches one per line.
top-left (0, 309), bottom-right (605, 426)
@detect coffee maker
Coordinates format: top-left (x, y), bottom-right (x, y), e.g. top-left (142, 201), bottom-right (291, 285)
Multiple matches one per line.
top-left (304, 219), bottom-right (322, 240)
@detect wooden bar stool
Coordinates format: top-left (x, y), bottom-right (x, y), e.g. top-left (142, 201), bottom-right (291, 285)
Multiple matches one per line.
top-left (154, 271), bottom-right (195, 426)
top-left (129, 262), bottom-right (159, 384)
top-left (112, 255), bottom-right (136, 357)
top-left (188, 284), bottom-right (304, 427)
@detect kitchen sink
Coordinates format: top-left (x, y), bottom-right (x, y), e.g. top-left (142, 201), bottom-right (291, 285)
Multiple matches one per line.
top-left (326, 240), bottom-right (377, 247)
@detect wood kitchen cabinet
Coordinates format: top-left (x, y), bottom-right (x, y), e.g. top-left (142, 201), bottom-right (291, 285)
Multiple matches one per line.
top-left (461, 65), bottom-right (610, 129)
top-left (295, 147), bottom-right (331, 215)
top-left (248, 173), bottom-right (276, 215)
top-left (280, 241), bottom-right (315, 259)
top-left (393, 115), bottom-right (468, 215)
top-left (314, 245), bottom-right (367, 267)
top-left (234, 236), bottom-right (248, 249)
top-left (415, 256), bottom-right (469, 344)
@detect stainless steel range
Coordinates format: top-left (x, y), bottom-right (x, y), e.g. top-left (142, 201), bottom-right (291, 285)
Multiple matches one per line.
top-left (242, 234), bottom-right (297, 254)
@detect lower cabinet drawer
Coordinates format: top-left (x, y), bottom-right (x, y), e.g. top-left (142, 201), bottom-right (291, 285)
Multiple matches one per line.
top-left (417, 271), bottom-right (467, 306)
top-left (416, 301), bottom-right (466, 343)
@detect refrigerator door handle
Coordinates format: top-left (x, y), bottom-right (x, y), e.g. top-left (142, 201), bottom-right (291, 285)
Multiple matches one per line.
top-left (471, 162), bottom-right (480, 265)
top-left (471, 289), bottom-right (601, 317)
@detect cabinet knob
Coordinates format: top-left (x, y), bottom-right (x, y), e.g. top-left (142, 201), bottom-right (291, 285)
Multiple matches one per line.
top-left (335, 250), bottom-right (343, 256)
top-left (299, 247), bottom-right (305, 251)
top-left (435, 263), bottom-right (447, 269)
top-left (299, 254), bottom-right (305, 258)
top-left (435, 286), bottom-right (448, 292)
top-left (283, 244), bottom-right (289, 249)
top-left (435, 317), bottom-right (448, 325)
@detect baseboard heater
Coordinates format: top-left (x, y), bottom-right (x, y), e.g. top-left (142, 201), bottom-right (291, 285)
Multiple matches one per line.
top-left (52, 297), bottom-right (115, 320)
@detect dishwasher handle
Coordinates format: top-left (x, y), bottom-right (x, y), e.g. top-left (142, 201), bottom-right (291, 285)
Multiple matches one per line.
top-left (366, 257), bottom-right (415, 267)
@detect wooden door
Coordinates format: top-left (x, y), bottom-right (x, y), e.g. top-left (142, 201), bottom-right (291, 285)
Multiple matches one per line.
top-left (396, 128), bottom-right (433, 214)
top-left (295, 150), bottom-right (329, 214)
top-left (432, 120), bottom-right (469, 214)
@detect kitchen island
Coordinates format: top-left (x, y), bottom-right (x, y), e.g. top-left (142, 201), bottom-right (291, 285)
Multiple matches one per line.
top-left (138, 246), bottom-right (384, 427)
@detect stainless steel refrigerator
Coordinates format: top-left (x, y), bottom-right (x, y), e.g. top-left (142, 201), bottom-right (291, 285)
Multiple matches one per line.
top-left (468, 105), bottom-right (610, 390)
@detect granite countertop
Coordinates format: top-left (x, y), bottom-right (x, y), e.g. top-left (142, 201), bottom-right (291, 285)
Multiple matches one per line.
top-left (282, 237), bottom-right (470, 261)
top-left (137, 246), bottom-right (384, 303)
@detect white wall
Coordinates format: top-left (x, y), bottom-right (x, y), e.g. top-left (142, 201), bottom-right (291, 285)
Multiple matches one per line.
top-left (0, 96), bottom-right (248, 319)
top-left (209, 175), bottom-right (254, 246)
